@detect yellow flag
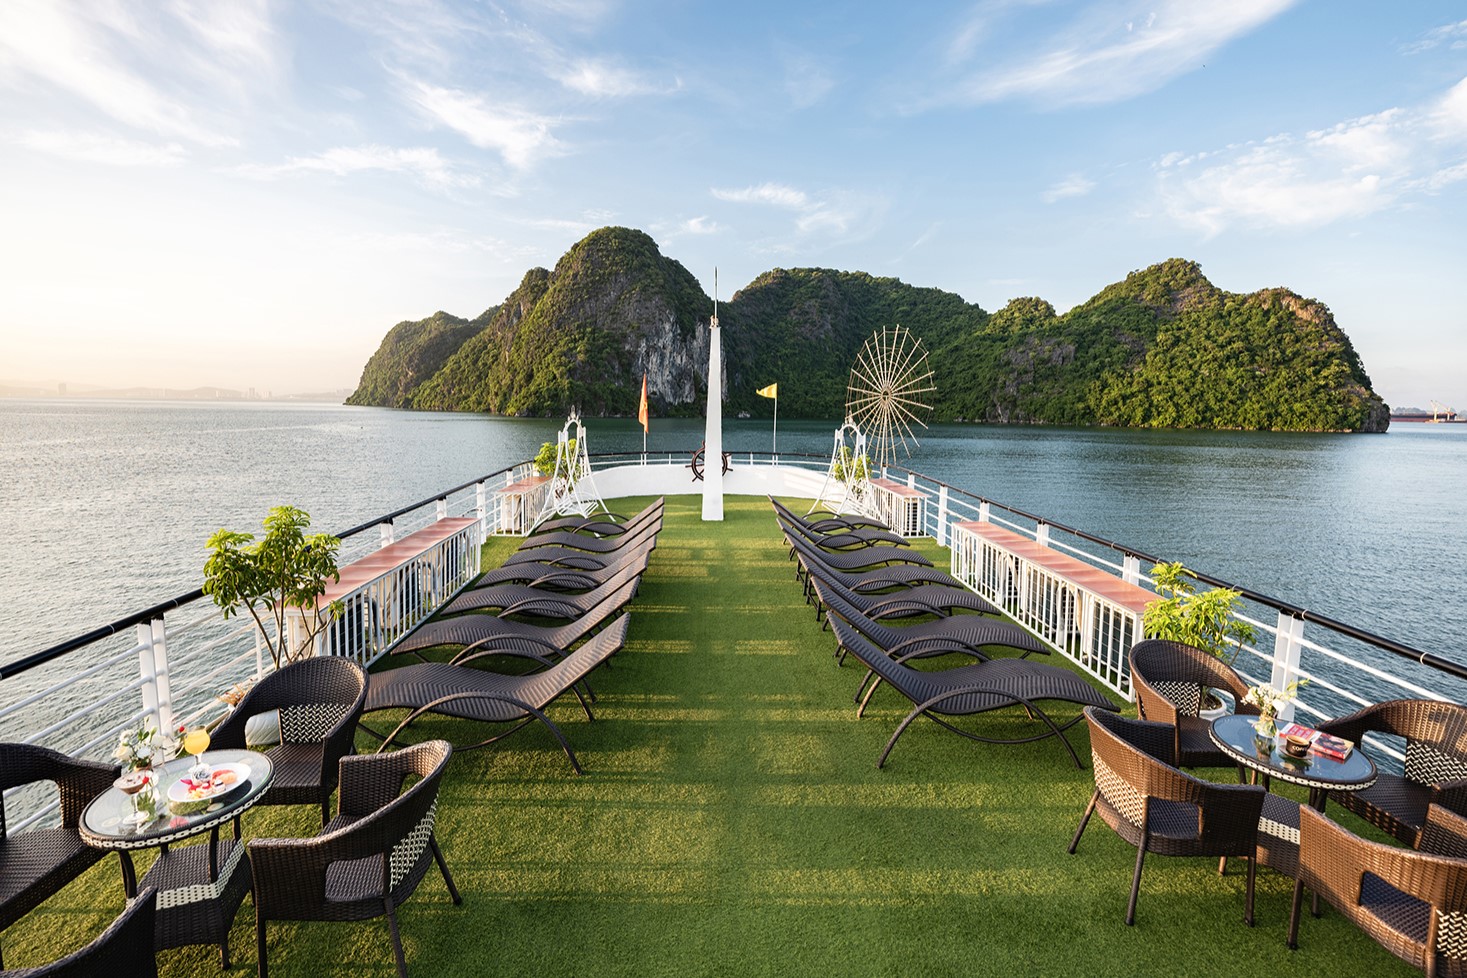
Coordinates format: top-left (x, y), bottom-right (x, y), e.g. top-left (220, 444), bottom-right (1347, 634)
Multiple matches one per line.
top-left (756, 383), bottom-right (778, 399)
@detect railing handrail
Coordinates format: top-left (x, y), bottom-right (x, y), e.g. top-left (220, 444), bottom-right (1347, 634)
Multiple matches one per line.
top-left (879, 461), bottom-right (1467, 684)
top-left (7, 451), bottom-right (1465, 689)
top-left (2, 462), bottom-right (523, 682)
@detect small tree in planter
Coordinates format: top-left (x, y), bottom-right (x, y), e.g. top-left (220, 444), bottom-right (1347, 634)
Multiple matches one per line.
top-left (1143, 562), bottom-right (1257, 711)
top-left (203, 505), bottom-right (343, 670)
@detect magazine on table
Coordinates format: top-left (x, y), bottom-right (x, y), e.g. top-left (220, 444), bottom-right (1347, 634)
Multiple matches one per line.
top-left (1278, 722), bottom-right (1354, 760)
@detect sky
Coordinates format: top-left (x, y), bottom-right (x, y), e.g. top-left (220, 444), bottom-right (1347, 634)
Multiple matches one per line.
top-left (1, 1), bottom-right (1464, 408)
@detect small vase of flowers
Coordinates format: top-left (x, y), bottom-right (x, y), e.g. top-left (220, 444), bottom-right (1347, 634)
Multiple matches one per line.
top-left (113, 722), bottom-right (179, 773)
top-left (1242, 679), bottom-right (1307, 741)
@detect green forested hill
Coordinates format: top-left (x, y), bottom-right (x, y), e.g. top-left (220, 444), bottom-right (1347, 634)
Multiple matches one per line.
top-left (343, 308), bottom-right (495, 408)
top-left (346, 232), bottom-right (1389, 432)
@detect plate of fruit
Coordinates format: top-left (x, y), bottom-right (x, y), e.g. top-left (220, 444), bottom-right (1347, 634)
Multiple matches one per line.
top-left (167, 763), bottom-right (250, 804)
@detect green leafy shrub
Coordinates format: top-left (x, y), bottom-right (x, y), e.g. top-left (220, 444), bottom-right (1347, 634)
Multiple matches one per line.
top-left (202, 506), bottom-right (342, 669)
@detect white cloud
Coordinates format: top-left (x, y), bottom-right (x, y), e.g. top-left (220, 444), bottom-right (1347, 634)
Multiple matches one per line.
top-left (944, 0), bottom-right (1298, 107)
top-left (680, 216), bottom-right (719, 235)
top-left (556, 59), bottom-right (675, 98)
top-left (404, 80), bottom-right (562, 169)
top-left (0, 0), bottom-right (239, 146)
top-left (11, 130), bottom-right (188, 167)
top-left (235, 145), bottom-right (479, 190)
top-left (711, 183), bottom-right (810, 209)
top-left (1041, 173), bottom-right (1096, 203)
top-left (1156, 77), bottom-right (1467, 234)
top-left (712, 182), bottom-right (886, 241)
top-left (1402, 19), bottom-right (1467, 55)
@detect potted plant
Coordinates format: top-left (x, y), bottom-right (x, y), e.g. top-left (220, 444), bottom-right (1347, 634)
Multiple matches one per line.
top-left (1143, 561), bottom-right (1258, 715)
top-left (202, 505), bottom-right (343, 671)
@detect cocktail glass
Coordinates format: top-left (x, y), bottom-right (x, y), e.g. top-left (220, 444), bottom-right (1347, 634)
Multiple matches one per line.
top-left (183, 727), bottom-right (211, 783)
top-left (115, 771), bottom-right (152, 829)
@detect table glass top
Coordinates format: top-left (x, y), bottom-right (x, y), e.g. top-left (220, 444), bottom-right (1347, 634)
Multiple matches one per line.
top-left (1210, 713), bottom-right (1377, 788)
top-left (81, 748), bottom-right (273, 845)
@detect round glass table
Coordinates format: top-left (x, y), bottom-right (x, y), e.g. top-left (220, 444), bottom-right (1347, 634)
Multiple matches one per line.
top-left (80, 749), bottom-right (273, 966)
top-left (1209, 713), bottom-right (1377, 811)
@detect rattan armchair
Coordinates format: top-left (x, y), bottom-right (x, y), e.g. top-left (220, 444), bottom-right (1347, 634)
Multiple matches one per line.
top-left (1316, 699), bottom-right (1467, 847)
top-left (210, 656), bottom-right (368, 825)
top-left (0, 744), bottom-right (118, 969)
top-left (248, 740), bottom-right (461, 978)
top-left (1289, 803), bottom-right (1467, 976)
top-left (1128, 639), bottom-right (1260, 770)
top-left (0, 888), bottom-right (156, 978)
top-left (1068, 707), bottom-right (1268, 926)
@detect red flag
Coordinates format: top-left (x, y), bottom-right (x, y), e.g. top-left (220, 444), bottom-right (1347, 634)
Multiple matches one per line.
top-left (638, 373), bottom-right (649, 433)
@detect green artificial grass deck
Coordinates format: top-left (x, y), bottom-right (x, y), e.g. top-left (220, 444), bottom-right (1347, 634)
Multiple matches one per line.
top-left (4, 494), bottom-right (1419, 976)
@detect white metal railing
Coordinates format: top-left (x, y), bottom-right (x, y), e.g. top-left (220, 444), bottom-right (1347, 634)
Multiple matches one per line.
top-left (873, 460), bottom-right (1467, 773)
top-left (0, 468), bottom-right (513, 829)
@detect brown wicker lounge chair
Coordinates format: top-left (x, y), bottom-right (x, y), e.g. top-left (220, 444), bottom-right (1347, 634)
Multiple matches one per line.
top-left (249, 741), bottom-right (460, 978)
top-left (1129, 639), bottom-right (1260, 770)
top-left (210, 656), bottom-right (368, 826)
top-left (1068, 707), bottom-right (1269, 926)
top-left (822, 603), bottom-right (1117, 768)
top-left (1316, 698), bottom-right (1467, 847)
top-left (389, 576), bottom-right (638, 662)
top-left (768, 496), bottom-right (892, 533)
top-left (790, 534), bottom-right (999, 620)
top-left (532, 497), bottom-right (663, 536)
top-left (1288, 802), bottom-right (1467, 975)
top-left (515, 516), bottom-right (663, 554)
top-left (770, 501), bottom-right (908, 549)
top-left (0, 744), bottom-right (119, 969)
top-left (361, 615), bottom-right (630, 773)
top-left (0, 887), bottom-right (157, 977)
top-left (500, 515), bottom-right (659, 569)
top-left (442, 545), bottom-right (651, 616)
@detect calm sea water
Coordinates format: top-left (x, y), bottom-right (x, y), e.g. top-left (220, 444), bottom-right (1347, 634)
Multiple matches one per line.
top-left (2, 400), bottom-right (1464, 674)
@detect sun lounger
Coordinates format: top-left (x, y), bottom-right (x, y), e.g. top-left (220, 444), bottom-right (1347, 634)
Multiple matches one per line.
top-left (465, 539), bottom-right (652, 591)
top-left (768, 496), bottom-right (892, 533)
top-left (787, 534), bottom-right (998, 620)
top-left (362, 615), bottom-right (630, 773)
top-left (531, 498), bottom-right (663, 537)
top-left (517, 517), bottom-right (664, 554)
top-left (441, 558), bottom-right (648, 621)
top-left (822, 606), bottom-right (1118, 768)
top-left (775, 512), bottom-right (908, 552)
top-left (390, 576), bottom-right (639, 661)
top-left (770, 499), bottom-right (908, 549)
top-left (501, 517), bottom-right (660, 568)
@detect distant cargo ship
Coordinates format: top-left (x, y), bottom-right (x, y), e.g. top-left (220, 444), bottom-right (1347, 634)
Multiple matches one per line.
top-left (1390, 400), bottom-right (1459, 422)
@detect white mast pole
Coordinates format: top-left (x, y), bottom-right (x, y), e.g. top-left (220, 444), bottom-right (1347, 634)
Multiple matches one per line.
top-left (701, 268), bottom-right (724, 521)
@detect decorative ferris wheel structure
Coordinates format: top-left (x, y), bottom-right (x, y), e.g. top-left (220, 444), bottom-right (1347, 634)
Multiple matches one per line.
top-left (844, 325), bottom-right (935, 471)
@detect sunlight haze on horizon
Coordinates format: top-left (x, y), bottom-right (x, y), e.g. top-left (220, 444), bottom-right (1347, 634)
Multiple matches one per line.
top-left (1, 1), bottom-right (1465, 410)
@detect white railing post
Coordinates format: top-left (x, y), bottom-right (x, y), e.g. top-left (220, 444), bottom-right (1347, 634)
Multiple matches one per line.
top-left (436, 498), bottom-right (448, 521)
top-left (1122, 554), bottom-right (1142, 586)
top-left (475, 480), bottom-right (488, 524)
top-left (979, 500), bottom-right (991, 524)
top-left (136, 618), bottom-right (174, 735)
top-left (379, 520), bottom-right (394, 548)
top-left (1035, 522), bottom-right (1050, 548)
top-left (1270, 612), bottom-right (1306, 721)
top-left (936, 485), bottom-right (949, 547)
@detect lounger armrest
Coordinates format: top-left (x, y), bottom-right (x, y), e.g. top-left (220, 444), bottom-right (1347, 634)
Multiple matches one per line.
top-left (453, 648), bottom-right (557, 670)
top-left (861, 594), bottom-right (949, 620)
top-left (885, 634), bottom-right (986, 661)
top-left (449, 633), bottom-right (565, 664)
top-left (496, 596), bottom-right (578, 619)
